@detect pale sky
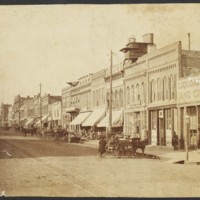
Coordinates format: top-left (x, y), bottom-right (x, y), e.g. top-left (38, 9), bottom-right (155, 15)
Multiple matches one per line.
top-left (0, 4), bottom-right (200, 104)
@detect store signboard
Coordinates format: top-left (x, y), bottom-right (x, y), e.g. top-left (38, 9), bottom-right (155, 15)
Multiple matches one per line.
top-left (177, 76), bottom-right (200, 103)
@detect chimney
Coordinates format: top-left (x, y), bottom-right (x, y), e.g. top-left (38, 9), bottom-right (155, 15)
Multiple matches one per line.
top-left (143, 33), bottom-right (154, 43)
top-left (128, 36), bottom-right (136, 44)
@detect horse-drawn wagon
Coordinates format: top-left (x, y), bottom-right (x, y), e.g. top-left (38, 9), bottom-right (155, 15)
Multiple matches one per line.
top-left (106, 135), bottom-right (148, 158)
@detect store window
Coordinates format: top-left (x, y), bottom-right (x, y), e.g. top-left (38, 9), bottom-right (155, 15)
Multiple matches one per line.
top-left (187, 107), bottom-right (197, 130)
top-left (151, 111), bottom-right (157, 130)
top-left (165, 109), bottom-right (172, 129)
top-left (187, 107), bottom-right (198, 146)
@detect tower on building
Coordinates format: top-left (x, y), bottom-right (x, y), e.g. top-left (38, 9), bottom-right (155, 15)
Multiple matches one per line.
top-left (120, 33), bottom-right (156, 65)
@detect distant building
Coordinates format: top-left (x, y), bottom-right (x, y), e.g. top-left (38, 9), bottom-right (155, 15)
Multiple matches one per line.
top-left (13, 95), bottom-right (31, 126)
top-left (51, 101), bottom-right (62, 130)
top-left (40, 94), bottom-right (61, 131)
top-left (97, 63), bottom-right (124, 133)
top-left (82, 69), bottom-right (107, 134)
top-left (61, 85), bottom-right (73, 130)
top-left (64, 74), bottom-right (93, 132)
top-left (0, 103), bottom-right (12, 129)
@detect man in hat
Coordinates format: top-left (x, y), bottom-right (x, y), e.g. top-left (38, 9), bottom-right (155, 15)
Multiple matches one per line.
top-left (99, 136), bottom-right (107, 158)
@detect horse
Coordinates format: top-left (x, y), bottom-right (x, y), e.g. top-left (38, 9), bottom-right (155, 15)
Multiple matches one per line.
top-left (108, 136), bottom-right (148, 158)
top-left (111, 136), bottom-right (131, 158)
top-left (21, 127), bottom-right (36, 137)
top-left (131, 138), bottom-right (148, 156)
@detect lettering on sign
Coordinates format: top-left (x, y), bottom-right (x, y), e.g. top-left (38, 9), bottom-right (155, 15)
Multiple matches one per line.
top-left (177, 76), bottom-right (200, 103)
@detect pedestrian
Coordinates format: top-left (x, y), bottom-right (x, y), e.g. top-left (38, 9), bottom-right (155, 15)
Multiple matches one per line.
top-left (99, 136), bottom-right (106, 158)
top-left (172, 131), bottom-right (178, 150)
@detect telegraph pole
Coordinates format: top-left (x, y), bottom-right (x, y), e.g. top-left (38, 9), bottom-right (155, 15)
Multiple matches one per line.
top-left (108, 50), bottom-right (113, 139)
top-left (188, 33), bottom-right (191, 50)
top-left (40, 83), bottom-right (42, 132)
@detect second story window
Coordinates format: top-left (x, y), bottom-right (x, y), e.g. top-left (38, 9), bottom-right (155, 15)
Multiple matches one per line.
top-left (136, 84), bottom-right (140, 102)
top-left (127, 86), bottom-right (130, 105)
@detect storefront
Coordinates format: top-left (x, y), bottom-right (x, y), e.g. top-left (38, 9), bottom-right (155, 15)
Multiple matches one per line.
top-left (82, 106), bottom-right (106, 131)
top-left (177, 76), bottom-right (200, 149)
top-left (97, 109), bottom-right (124, 133)
top-left (70, 110), bottom-right (91, 132)
top-left (124, 109), bottom-right (147, 140)
top-left (148, 106), bottom-right (177, 146)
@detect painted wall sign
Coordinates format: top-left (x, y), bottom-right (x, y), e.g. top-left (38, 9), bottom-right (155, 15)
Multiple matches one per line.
top-left (177, 76), bottom-right (200, 103)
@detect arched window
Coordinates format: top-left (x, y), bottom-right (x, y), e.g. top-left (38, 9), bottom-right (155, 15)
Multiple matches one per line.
top-left (151, 80), bottom-right (156, 102)
top-left (119, 89), bottom-right (123, 108)
top-left (163, 76), bottom-right (168, 100)
top-left (132, 85), bottom-right (135, 103)
top-left (170, 75), bottom-right (175, 100)
top-left (173, 75), bottom-right (176, 100)
top-left (130, 85), bottom-right (133, 105)
top-left (168, 76), bottom-right (171, 100)
top-left (141, 82), bottom-right (145, 104)
top-left (127, 86), bottom-right (130, 105)
top-left (157, 78), bottom-right (160, 101)
top-left (136, 84), bottom-right (140, 102)
top-left (160, 78), bottom-right (163, 101)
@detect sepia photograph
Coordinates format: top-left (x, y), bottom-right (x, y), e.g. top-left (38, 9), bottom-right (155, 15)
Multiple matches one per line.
top-left (0, 3), bottom-right (200, 197)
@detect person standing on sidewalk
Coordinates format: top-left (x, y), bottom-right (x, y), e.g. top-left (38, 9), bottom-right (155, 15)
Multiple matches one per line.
top-left (99, 136), bottom-right (106, 158)
top-left (172, 131), bottom-right (178, 150)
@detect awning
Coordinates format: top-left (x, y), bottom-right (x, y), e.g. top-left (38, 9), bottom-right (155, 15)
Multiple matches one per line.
top-left (70, 111), bottom-right (91, 126)
top-left (25, 118), bottom-right (34, 126)
top-left (42, 115), bottom-right (48, 122)
top-left (48, 116), bottom-right (52, 121)
top-left (97, 109), bottom-right (124, 127)
top-left (20, 117), bottom-right (26, 121)
top-left (62, 111), bottom-right (71, 117)
top-left (82, 107), bottom-right (106, 127)
top-left (35, 119), bottom-right (41, 126)
top-left (66, 107), bottom-right (80, 113)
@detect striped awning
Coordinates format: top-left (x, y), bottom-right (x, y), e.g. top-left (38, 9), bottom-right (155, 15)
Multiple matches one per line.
top-left (70, 111), bottom-right (91, 126)
top-left (97, 109), bottom-right (124, 127)
top-left (82, 107), bottom-right (106, 127)
top-left (24, 118), bottom-right (34, 126)
top-left (42, 115), bottom-right (48, 122)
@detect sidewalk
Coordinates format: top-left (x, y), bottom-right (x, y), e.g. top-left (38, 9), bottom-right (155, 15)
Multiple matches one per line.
top-left (0, 135), bottom-right (40, 140)
top-left (80, 139), bottom-right (200, 164)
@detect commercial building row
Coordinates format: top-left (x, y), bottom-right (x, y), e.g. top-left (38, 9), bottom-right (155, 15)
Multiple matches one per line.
top-left (62, 34), bottom-right (200, 148)
top-left (1, 33), bottom-right (200, 148)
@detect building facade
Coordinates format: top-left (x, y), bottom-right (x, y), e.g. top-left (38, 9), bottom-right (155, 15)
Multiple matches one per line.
top-left (63, 74), bottom-right (92, 132)
top-left (82, 69), bottom-right (107, 134)
top-left (0, 103), bottom-right (12, 129)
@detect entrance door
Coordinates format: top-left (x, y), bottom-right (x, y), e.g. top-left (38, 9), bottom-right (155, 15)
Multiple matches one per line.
top-left (158, 118), bottom-right (165, 145)
top-left (151, 111), bottom-right (158, 145)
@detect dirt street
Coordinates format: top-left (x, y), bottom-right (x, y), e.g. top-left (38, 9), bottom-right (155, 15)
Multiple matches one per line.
top-left (0, 132), bottom-right (200, 197)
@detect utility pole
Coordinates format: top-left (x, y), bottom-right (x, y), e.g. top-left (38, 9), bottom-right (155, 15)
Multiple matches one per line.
top-left (185, 115), bottom-right (190, 161)
top-left (108, 50), bottom-right (113, 139)
top-left (40, 83), bottom-right (42, 132)
top-left (188, 33), bottom-right (191, 51)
